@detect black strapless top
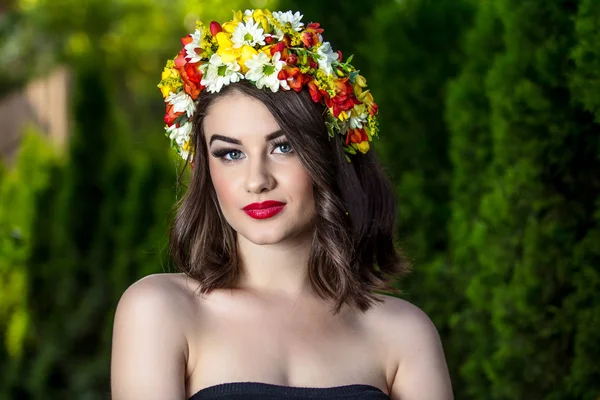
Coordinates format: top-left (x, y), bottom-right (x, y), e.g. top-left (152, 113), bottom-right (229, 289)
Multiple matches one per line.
top-left (189, 382), bottom-right (391, 399)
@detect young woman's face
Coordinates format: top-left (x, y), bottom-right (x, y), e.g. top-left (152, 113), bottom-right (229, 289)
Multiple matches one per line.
top-left (203, 91), bottom-right (315, 245)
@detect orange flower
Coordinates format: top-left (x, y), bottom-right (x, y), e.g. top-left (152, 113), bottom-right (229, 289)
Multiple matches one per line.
top-left (278, 66), bottom-right (311, 92)
top-left (345, 128), bottom-right (368, 145)
top-left (345, 128), bottom-right (370, 154)
top-left (174, 50), bottom-right (204, 99)
top-left (302, 22), bottom-right (324, 48)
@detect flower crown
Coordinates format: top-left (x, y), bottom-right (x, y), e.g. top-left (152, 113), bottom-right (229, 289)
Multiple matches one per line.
top-left (158, 9), bottom-right (379, 161)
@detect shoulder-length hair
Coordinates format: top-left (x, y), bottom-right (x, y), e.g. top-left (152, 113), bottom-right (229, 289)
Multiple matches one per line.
top-left (169, 80), bottom-right (409, 313)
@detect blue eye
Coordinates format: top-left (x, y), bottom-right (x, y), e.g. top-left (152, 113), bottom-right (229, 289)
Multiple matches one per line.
top-left (224, 150), bottom-right (243, 160)
top-left (211, 148), bottom-right (245, 162)
top-left (273, 141), bottom-right (293, 154)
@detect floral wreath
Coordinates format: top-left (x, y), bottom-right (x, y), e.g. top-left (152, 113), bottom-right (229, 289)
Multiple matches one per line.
top-left (158, 9), bottom-right (379, 161)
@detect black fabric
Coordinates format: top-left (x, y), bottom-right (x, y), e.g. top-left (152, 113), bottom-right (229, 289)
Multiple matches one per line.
top-left (188, 382), bottom-right (391, 399)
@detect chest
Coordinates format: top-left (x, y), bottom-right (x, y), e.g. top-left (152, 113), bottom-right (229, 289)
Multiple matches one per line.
top-left (185, 302), bottom-right (388, 394)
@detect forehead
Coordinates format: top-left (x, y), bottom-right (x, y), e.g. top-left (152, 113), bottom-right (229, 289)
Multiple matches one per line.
top-left (203, 91), bottom-right (280, 140)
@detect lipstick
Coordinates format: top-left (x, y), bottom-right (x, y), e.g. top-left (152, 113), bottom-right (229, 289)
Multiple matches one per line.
top-left (242, 200), bottom-right (286, 220)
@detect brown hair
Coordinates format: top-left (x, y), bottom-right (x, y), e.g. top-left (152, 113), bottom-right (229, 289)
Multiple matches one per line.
top-left (169, 80), bottom-right (409, 313)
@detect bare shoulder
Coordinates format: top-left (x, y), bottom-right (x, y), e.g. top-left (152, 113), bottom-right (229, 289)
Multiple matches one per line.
top-left (369, 294), bottom-right (440, 344)
top-left (111, 273), bottom-right (200, 400)
top-left (367, 294), bottom-right (453, 400)
top-left (117, 273), bottom-right (199, 311)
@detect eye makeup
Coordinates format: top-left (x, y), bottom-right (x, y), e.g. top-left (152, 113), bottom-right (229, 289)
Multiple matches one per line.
top-left (210, 136), bottom-right (294, 163)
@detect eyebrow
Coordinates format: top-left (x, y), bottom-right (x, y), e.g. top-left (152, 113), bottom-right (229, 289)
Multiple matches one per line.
top-left (209, 130), bottom-right (285, 146)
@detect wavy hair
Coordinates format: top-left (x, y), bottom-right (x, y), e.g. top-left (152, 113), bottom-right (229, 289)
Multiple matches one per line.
top-left (169, 80), bottom-right (409, 313)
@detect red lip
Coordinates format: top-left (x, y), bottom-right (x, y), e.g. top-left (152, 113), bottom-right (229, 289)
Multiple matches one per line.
top-left (243, 201), bottom-right (286, 220)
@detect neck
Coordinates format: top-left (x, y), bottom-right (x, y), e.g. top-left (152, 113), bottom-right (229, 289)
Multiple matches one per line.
top-left (235, 231), bottom-right (314, 301)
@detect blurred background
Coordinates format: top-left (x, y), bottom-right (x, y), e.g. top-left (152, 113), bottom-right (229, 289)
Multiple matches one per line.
top-left (1, 0), bottom-right (599, 398)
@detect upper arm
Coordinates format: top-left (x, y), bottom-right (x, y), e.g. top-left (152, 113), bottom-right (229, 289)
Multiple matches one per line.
top-left (389, 301), bottom-right (453, 400)
top-left (111, 275), bottom-right (188, 400)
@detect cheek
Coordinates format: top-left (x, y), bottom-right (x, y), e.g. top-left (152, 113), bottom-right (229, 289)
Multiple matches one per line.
top-left (209, 160), bottom-right (237, 209)
top-left (282, 163), bottom-right (314, 207)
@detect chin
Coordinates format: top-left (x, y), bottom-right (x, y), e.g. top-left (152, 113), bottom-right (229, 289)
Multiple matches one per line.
top-left (238, 225), bottom-right (292, 245)
top-left (236, 217), bottom-right (313, 246)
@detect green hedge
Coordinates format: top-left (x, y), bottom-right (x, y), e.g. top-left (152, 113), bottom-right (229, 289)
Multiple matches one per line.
top-left (446, 1), bottom-right (600, 398)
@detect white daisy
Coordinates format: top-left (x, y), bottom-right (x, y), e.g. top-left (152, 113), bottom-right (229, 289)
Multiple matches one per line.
top-left (167, 121), bottom-right (192, 159)
top-left (272, 11), bottom-right (304, 31)
top-left (165, 91), bottom-right (196, 118)
top-left (199, 54), bottom-right (243, 93)
top-left (231, 19), bottom-right (266, 49)
top-left (185, 28), bottom-right (203, 63)
top-left (245, 52), bottom-right (289, 92)
top-left (348, 112), bottom-right (368, 129)
top-left (166, 121), bottom-right (193, 148)
top-left (316, 42), bottom-right (339, 76)
top-left (179, 145), bottom-right (191, 160)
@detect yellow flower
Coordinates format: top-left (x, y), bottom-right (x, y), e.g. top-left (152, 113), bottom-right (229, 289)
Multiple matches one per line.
top-left (355, 74), bottom-right (367, 87)
top-left (222, 10), bottom-right (244, 33)
top-left (239, 45), bottom-right (258, 73)
top-left (215, 31), bottom-right (233, 48)
top-left (252, 9), bottom-right (272, 32)
top-left (158, 84), bottom-right (172, 98)
top-left (259, 45), bottom-right (273, 56)
top-left (357, 89), bottom-right (375, 108)
top-left (213, 31), bottom-right (257, 72)
top-left (352, 103), bottom-right (367, 116)
top-left (355, 141), bottom-right (370, 154)
top-left (157, 76), bottom-right (182, 98)
top-left (161, 66), bottom-right (178, 81)
top-left (215, 32), bottom-right (239, 63)
top-left (338, 110), bottom-right (350, 121)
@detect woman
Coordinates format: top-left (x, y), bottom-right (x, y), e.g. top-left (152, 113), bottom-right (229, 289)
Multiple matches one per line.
top-left (111, 9), bottom-right (452, 400)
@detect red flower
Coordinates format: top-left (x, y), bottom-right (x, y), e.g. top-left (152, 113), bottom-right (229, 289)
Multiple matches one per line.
top-left (270, 41), bottom-right (287, 58)
top-left (302, 23), bottom-right (324, 48)
top-left (286, 53), bottom-right (298, 65)
top-left (210, 21), bottom-right (222, 36)
top-left (329, 78), bottom-right (360, 117)
top-left (308, 80), bottom-right (325, 102)
top-left (278, 66), bottom-right (311, 92)
top-left (370, 102), bottom-right (379, 116)
top-left (164, 103), bottom-right (183, 126)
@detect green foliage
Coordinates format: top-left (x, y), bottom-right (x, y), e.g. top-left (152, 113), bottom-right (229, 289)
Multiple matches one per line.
top-left (445, 2), bottom-right (505, 396)
top-left (360, 1), bottom-right (474, 393)
top-left (447, 0), bottom-right (600, 398)
top-left (570, 0), bottom-right (600, 122)
top-left (0, 128), bottom-right (60, 393)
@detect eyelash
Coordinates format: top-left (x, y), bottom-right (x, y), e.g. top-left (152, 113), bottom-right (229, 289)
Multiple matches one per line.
top-left (211, 140), bottom-right (294, 163)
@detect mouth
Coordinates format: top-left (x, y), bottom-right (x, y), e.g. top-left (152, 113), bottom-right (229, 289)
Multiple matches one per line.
top-left (242, 200), bottom-right (286, 220)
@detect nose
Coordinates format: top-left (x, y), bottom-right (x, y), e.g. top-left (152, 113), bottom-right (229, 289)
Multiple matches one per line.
top-left (245, 154), bottom-right (275, 194)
